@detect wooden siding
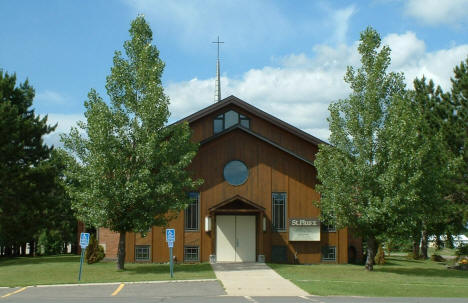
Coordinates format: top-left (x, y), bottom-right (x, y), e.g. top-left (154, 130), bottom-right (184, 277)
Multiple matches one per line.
top-left (189, 104), bottom-right (318, 163)
top-left (114, 101), bottom-right (353, 264)
top-left (120, 126), bottom-right (348, 264)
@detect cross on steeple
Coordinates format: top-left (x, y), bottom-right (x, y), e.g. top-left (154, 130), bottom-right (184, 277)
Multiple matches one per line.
top-left (212, 36), bottom-right (224, 102)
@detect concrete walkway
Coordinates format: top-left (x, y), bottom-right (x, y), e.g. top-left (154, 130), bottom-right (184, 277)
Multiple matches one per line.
top-left (211, 262), bottom-right (309, 297)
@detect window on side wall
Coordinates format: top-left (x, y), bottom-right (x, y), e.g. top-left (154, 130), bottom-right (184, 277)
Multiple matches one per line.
top-left (184, 246), bottom-right (200, 262)
top-left (321, 224), bottom-right (336, 232)
top-left (185, 192), bottom-right (200, 231)
top-left (135, 245), bottom-right (150, 261)
top-left (322, 246), bottom-right (336, 261)
top-left (272, 192), bottom-right (287, 231)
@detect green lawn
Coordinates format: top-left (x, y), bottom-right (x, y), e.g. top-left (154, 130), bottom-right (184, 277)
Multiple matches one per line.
top-left (269, 256), bottom-right (468, 297)
top-left (428, 247), bottom-right (457, 256)
top-left (0, 255), bottom-right (215, 287)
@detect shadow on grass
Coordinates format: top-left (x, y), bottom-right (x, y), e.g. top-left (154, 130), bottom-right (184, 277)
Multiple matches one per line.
top-left (380, 260), bottom-right (403, 266)
top-left (124, 263), bottom-right (212, 275)
top-left (0, 255), bottom-right (80, 266)
top-left (376, 266), bottom-right (468, 279)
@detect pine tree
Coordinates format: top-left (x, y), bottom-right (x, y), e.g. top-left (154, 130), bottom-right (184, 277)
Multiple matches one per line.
top-left (0, 71), bottom-right (56, 255)
top-left (444, 57), bottom-right (468, 225)
top-left (382, 77), bottom-right (453, 259)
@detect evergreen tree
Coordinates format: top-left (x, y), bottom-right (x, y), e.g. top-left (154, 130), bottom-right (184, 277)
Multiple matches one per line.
top-left (315, 27), bottom-right (407, 270)
top-left (381, 77), bottom-right (453, 259)
top-left (61, 16), bottom-right (202, 270)
top-left (444, 57), bottom-right (468, 225)
top-left (0, 71), bottom-right (56, 255)
top-left (36, 149), bottom-right (77, 255)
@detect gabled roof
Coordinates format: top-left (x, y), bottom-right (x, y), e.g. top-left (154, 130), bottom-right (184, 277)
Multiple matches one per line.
top-left (174, 95), bottom-right (326, 146)
top-left (200, 124), bottom-right (315, 166)
top-left (208, 195), bottom-right (265, 213)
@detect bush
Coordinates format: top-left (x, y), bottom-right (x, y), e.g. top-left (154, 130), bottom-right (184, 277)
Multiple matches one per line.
top-left (430, 254), bottom-right (445, 262)
top-left (406, 252), bottom-right (421, 260)
top-left (37, 230), bottom-right (65, 255)
top-left (455, 244), bottom-right (468, 257)
top-left (85, 234), bottom-right (105, 264)
top-left (374, 245), bottom-right (385, 265)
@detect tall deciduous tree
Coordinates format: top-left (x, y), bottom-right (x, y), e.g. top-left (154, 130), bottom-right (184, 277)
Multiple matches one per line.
top-left (314, 27), bottom-right (407, 270)
top-left (61, 16), bottom-right (201, 270)
top-left (0, 71), bottom-right (56, 255)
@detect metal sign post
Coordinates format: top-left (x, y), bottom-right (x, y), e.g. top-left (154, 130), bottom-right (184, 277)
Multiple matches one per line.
top-left (78, 232), bottom-right (90, 281)
top-left (166, 229), bottom-right (175, 278)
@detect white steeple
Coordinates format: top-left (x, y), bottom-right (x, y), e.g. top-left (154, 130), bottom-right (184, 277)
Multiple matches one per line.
top-left (212, 36), bottom-right (224, 102)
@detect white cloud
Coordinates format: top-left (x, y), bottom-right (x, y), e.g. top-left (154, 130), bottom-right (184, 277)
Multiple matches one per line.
top-left (404, 0), bottom-right (468, 26)
top-left (383, 32), bottom-right (468, 89)
top-left (42, 113), bottom-right (84, 147)
top-left (35, 90), bottom-right (67, 105)
top-left (166, 32), bottom-right (468, 142)
top-left (330, 5), bottom-right (356, 45)
top-left (383, 31), bottom-right (426, 68)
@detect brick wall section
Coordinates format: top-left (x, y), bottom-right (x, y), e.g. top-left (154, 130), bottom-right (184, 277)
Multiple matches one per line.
top-left (98, 228), bottom-right (119, 260)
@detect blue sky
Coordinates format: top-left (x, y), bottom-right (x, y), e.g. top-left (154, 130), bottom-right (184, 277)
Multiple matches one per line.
top-left (1, 0), bottom-right (467, 145)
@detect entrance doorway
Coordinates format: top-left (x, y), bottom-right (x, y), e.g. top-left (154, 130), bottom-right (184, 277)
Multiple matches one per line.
top-left (216, 215), bottom-right (256, 262)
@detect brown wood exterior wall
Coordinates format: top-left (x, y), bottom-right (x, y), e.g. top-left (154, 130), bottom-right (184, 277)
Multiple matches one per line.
top-left (100, 102), bottom-right (354, 264)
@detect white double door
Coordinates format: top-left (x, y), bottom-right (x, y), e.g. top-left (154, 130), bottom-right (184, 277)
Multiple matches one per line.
top-left (216, 215), bottom-right (256, 262)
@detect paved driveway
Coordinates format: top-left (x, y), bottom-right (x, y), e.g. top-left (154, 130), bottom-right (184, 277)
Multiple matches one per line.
top-left (211, 262), bottom-right (309, 296)
top-left (1, 281), bottom-right (467, 303)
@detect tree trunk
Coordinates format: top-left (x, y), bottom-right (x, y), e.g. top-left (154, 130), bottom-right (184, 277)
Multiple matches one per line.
top-left (421, 230), bottom-right (428, 259)
top-left (71, 242), bottom-right (77, 254)
top-left (412, 240), bottom-right (420, 259)
top-left (445, 232), bottom-right (454, 249)
top-left (117, 231), bottom-right (126, 270)
top-left (21, 243), bottom-right (26, 256)
top-left (5, 246), bottom-right (11, 256)
top-left (434, 235), bottom-right (442, 250)
top-left (31, 240), bottom-right (37, 256)
top-left (412, 231), bottom-right (421, 259)
top-left (365, 235), bottom-right (376, 271)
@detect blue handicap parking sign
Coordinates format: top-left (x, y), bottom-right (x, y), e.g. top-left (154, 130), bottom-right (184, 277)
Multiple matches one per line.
top-left (80, 232), bottom-right (90, 248)
top-left (166, 229), bottom-right (175, 242)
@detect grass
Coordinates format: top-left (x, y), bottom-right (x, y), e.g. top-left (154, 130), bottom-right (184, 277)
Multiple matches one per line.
top-left (428, 247), bottom-right (457, 256)
top-left (0, 255), bottom-right (215, 287)
top-left (386, 247), bottom-right (457, 257)
top-left (269, 256), bottom-right (468, 297)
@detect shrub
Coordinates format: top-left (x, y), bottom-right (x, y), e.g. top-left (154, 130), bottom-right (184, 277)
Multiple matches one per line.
top-left (374, 245), bottom-right (385, 265)
top-left (455, 244), bottom-right (468, 257)
top-left (430, 254), bottom-right (445, 262)
top-left (85, 234), bottom-right (105, 264)
top-left (37, 230), bottom-right (65, 255)
top-left (406, 252), bottom-right (421, 260)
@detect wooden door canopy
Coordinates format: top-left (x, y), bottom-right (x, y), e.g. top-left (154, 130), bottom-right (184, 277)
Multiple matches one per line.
top-left (209, 195), bottom-right (265, 214)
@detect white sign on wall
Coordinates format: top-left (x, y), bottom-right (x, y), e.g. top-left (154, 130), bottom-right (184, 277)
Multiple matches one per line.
top-left (289, 218), bottom-right (321, 241)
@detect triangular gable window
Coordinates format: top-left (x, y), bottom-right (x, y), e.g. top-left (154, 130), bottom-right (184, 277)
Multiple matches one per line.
top-left (213, 110), bottom-right (250, 134)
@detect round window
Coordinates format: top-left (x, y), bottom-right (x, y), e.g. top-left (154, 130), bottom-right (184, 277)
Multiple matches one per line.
top-left (223, 160), bottom-right (248, 186)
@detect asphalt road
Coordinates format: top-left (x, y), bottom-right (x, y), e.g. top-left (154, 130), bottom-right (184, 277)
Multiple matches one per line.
top-left (1, 281), bottom-right (467, 303)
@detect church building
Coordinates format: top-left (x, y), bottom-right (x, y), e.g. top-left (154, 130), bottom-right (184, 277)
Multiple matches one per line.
top-left (98, 95), bottom-right (361, 264)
